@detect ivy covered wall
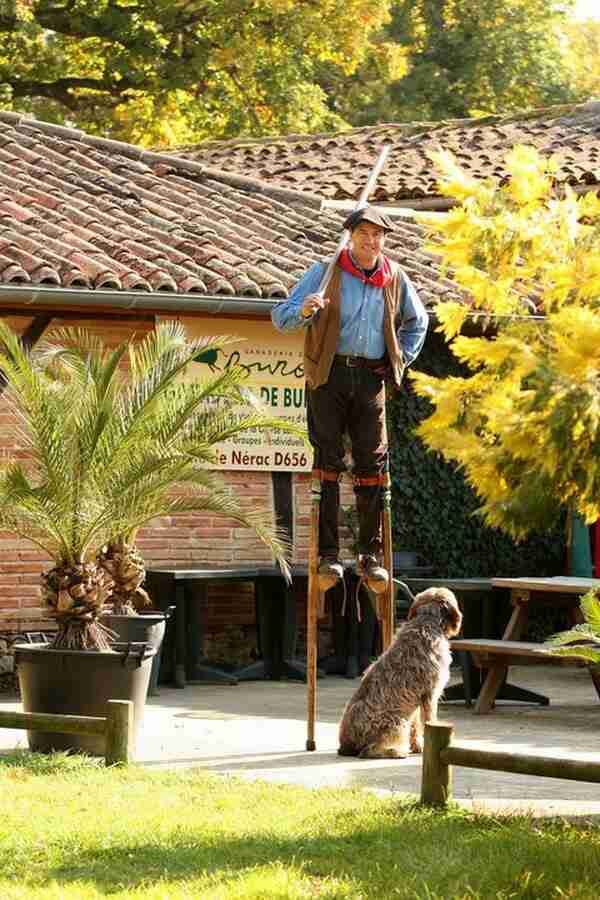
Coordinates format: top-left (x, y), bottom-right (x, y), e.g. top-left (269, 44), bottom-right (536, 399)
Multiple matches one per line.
top-left (387, 329), bottom-right (565, 578)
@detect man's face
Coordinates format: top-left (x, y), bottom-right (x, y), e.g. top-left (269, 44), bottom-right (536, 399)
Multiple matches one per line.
top-left (350, 222), bottom-right (386, 268)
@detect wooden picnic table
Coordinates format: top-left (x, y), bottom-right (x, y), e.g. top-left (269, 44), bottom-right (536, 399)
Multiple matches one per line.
top-left (146, 566), bottom-right (308, 688)
top-left (453, 576), bottom-right (600, 713)
top-left (146, 564), bottom-right (392, 688)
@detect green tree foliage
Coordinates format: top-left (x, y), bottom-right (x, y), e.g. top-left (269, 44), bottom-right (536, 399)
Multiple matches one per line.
top-left (561, 18), bottom-right (600, 103)
top-left (387, 330), bottom-right (563, 580)
top-left (0, 0), bottom-right (391, 145)
top-left (1, 0), bottom-right (592, 145)
top-left (324, 0), bottom-right (580, 127)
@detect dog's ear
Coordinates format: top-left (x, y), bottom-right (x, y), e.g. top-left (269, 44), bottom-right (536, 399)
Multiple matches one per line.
top-left (442, 599), bottom-right (463, 637)
top-left (407, 588), bottom-right (435, 619)
top-left (407, 597), bottom-right (427, 619)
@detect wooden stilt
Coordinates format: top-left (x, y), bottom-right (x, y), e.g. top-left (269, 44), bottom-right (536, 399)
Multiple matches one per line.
top-left (306, 476), bottom-right (321, 751)
top-left (381, 474), bottom-right (394, 650)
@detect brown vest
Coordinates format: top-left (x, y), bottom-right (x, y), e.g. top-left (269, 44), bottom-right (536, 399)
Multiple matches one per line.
top-left (303, 262), bottom-right (406, 390)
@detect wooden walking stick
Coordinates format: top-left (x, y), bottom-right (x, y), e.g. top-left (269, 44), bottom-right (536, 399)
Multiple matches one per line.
top-left (380, 472), bottom-right (395, 650)
top-left (306, 144), bottom-right (392, 752)
top-left (306, 476), bottom-right (321, 751)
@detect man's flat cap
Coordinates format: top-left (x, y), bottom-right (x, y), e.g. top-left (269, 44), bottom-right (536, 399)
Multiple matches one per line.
top-left (343, 206), bottom-right (394, 232)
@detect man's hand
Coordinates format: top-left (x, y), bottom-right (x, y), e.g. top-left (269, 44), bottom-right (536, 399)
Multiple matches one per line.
top-left (302, 292), bottom-right (329, 318)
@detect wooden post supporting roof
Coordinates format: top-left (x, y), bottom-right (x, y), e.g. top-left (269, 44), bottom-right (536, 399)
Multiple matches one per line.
top-left (0, 313), bottom-right (53, 398)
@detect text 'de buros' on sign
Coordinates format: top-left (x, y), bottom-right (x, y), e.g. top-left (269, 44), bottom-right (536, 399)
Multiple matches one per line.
top-left (176, 316), bottom-right (310, 473)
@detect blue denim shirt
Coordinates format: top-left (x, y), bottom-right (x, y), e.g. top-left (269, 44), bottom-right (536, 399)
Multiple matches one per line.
top-left (271, 261), bottom-right (428, 365)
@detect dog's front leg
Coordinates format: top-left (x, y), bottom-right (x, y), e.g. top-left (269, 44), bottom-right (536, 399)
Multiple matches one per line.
top-left (413, 694), bottom-right (440, 754)
top-left (423, 688), bottom-right (444, 726)
top-left (359, 723), bottom-right (410, 759)
top-left (409, 709), bottom-right (424, 754)
top-left (421, 696), bottom-right (435, 726)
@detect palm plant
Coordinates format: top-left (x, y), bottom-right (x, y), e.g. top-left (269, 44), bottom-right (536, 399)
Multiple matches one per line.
top-left (90, 331), bottom-right (302, 615)
top-left (0, 320), bottom-right (301, 647)
top-left (545, 590), bottom-right (600, 665)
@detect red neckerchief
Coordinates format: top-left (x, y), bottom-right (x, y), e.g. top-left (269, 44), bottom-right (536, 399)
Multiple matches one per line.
top-left (337, 247), bottom-right (393, 288)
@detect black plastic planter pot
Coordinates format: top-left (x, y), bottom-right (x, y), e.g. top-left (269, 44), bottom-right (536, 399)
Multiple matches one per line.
top-left (100, 610), bottom-right (170, 696)
top-left (14, 642), bottom-right (155, 755)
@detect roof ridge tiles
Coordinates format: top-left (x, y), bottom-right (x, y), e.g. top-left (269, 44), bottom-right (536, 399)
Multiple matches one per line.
top-left (198, 165), bottom-right (322, 209)
top-left (169, 100), bottom-right (600, 204)
top-left (169, 100), bottom-right (600, 159)
top-left (0, 111), bottom-right (322, 209)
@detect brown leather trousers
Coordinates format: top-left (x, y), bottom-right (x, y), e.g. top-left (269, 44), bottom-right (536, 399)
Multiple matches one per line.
top-left (307, 358), bottom-right (388, 560)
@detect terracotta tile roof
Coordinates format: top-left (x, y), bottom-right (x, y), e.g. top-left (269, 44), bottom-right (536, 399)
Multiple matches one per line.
top-left (174, 101), bottom-right (600, 203)
top-left (0, 112), bottom-right (460, 310)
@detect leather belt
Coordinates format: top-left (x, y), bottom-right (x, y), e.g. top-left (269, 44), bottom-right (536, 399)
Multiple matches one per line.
top-left (333, 354), bottom-right (385, 370)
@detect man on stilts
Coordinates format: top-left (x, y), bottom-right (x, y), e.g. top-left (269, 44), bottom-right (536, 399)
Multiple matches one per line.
top-left (272, 207), bottom-right (428, 593)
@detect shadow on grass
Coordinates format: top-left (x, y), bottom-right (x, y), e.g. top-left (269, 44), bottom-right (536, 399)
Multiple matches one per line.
top-left (7, 801), bottom-right (600, 898)
top-left (2, 751), bottom-right (600, 898)
top-left (40, 826), bottom-right (600, 897)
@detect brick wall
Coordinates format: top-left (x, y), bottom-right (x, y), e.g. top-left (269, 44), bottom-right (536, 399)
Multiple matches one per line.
top-left (0, 314), bottom-right (357, 646)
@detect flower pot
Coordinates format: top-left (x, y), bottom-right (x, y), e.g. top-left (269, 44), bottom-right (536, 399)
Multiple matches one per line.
top-left (100, 610), bottom-right (171, 696)
top-left (14, 642), bottom-right (155, 755)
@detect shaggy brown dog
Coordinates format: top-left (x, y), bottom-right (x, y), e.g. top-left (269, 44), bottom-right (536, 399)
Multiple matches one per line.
top-left (338, 587), bottom-right (462, 758)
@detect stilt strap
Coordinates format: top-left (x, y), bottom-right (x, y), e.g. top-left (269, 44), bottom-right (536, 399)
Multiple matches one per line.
top-left (353, 473), bottom-right (389, 487)
top-left (312, 469), bottom-right (391, 487)
top-left (312, 468), bottom-right (343, 482)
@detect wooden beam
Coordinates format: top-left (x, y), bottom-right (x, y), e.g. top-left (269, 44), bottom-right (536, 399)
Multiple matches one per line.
top-left (0, 709), bottom-right (105, 736)
top-left (271, 471), bottom-right (294, 549)
top-left (421, 721), bottom-right (600, 808)
top-left (20, 313), bottom-right (54, 350)
top-left (322, 199), bottom-right (452, 214)
top-left (0, 313), bottom-right (53, 397)
top-left (444, 745), bottom-right (600, 784)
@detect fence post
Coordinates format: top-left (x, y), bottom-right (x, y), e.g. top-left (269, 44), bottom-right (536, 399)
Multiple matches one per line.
top-left (105, 700), bottom-right (133, 766)
top-left (421, 722), bottom-right (453, 807)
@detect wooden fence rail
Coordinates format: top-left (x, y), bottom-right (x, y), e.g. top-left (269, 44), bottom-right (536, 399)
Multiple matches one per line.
top-left (421, 722), bottom-right (600, 807)
top-left (0, 700), bottom-right (133, 766)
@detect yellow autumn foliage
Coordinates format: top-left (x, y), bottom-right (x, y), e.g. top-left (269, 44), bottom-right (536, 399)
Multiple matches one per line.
top-left (503, 145), bottom-right (554, 207)
top-left (428, 149), bottom-right (492, 204)
top-left (412, 145), bottom-right (600, 539)
top-left (434, 302), bottom-right (469, 341)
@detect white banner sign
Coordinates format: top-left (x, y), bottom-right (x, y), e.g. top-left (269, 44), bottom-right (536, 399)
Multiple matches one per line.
top-left (175, 316), bottom-right (310, 473)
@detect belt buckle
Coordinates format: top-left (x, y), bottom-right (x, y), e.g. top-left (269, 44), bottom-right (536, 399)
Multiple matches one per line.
top-left (346, 355), bottom-right (359, 368)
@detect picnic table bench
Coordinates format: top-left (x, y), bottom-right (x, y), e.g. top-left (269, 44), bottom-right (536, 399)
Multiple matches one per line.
top-left (452, 638), bottom-right (577, 667)
top-left (452, 636), bottom-right (600, 714)
top-left (395, 577), bottom-right (523, 706)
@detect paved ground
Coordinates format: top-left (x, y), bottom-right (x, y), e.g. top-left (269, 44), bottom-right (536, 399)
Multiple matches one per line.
top-left (2, 664), bottom-right (599, 817)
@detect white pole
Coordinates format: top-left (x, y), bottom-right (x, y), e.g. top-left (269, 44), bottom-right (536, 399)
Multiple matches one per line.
top-left (317, 145), bottom-right (391, 296)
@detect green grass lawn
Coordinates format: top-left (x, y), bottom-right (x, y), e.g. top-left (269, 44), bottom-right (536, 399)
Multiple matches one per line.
top-left (1, 752), bottom-right (599, 900)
